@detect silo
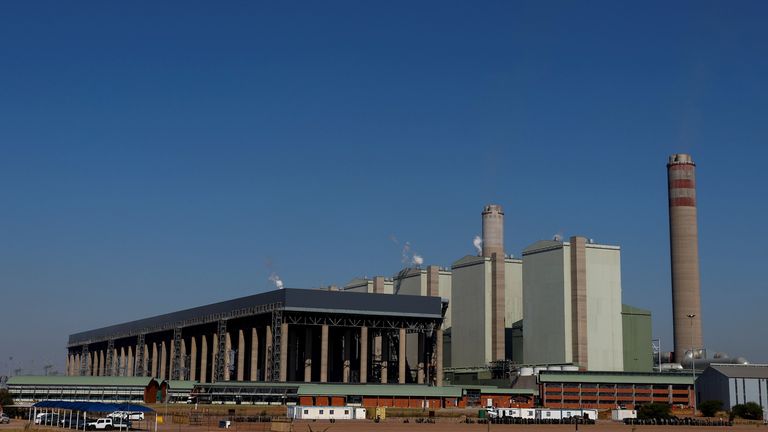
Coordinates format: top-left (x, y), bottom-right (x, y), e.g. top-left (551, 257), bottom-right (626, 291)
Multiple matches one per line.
top-left (667, 153), bottom-right (703, 361)
top-left (482, 204), bottom-right (506, 361)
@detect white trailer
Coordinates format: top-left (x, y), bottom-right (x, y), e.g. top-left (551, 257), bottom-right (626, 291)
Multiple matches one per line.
top-left (538, 409), bottom-right (563, 420)
top-left (611, 409), bottom-right (637, 421)
top-left (537, 408), bottom-right (596, 421)
top-left (287, 406), bottom-right (366, 421)
top-left (487, 408), bottom-right (520, 419)
top-left (487, 407), bottom-right (536, 420)
top-left (561, 409), bottom-right (597, 420)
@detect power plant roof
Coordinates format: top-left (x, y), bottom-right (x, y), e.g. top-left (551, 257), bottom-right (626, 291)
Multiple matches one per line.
top-left (707, 364), bottom-right (768, 379)
top-left (69, 288), bottom-right (443, 346)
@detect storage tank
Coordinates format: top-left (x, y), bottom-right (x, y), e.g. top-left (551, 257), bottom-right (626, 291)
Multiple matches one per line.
top-left (659, 363), bottom-right (684, 371)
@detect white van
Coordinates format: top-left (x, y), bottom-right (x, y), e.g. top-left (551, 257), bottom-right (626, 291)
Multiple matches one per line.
top-left (108, 411), bottom-right (145, 421)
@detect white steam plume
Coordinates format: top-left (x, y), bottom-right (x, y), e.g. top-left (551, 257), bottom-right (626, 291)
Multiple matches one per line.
top-left (401, 241), bottom-right (411, 264)
top-left (473, 235), bottom-right (483, 255)
top-left (269, 273), bottom-right (284, 289)
top-left (391, 235), bottom-right (425, 268)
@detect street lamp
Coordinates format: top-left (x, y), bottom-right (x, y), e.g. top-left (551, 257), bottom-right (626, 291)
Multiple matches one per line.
top-left (687, 313), bottom-right (696, 415)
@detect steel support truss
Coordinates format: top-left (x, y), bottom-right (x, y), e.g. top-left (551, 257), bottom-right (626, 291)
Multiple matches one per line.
top-left (135, 333), bottom-right (146, 377)
top-left (214, 320), bottom-right (227, 382)
top-left (104, 339), bottom-right (115, 376)
top-left (171, 327), bottom-right (182, 380)
top-left (270, 308), bottom-right (283, 382)
top-left (284, 314), bottom-right (437, 333)
top-left (79, 345), bottom-right (90, 376)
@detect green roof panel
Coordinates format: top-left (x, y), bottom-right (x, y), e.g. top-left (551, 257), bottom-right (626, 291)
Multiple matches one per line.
top-left (7, 376), bottom-right (157, 387)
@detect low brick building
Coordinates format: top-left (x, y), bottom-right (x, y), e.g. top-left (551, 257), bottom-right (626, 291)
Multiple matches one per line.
top-left (538, 371), bottom-right (694, 409)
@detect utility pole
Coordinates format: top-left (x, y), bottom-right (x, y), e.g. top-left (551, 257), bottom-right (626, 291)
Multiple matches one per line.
top-left (687, 313), bottom-right (696, 415)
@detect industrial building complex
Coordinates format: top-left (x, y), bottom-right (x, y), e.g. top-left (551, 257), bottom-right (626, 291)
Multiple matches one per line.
top-left (65, 289), bottom-right (445, 386)
top-left (6, 154), bottom-right (758, 418)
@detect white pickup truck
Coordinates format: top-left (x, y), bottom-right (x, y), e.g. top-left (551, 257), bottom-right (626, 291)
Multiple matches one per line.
top-left (87, 417), bottom-right (132, 430)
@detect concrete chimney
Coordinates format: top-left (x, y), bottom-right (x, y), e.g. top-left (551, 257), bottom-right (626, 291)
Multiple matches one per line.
top-left (667, 153), bottom-right (703, 361)
top-left (373, 276), bottom-right (385, 294)
top-left (570, 236), bottom-right (588, 369)
top-left (426, 265), bottom-right (440, 297)
top-left (482, 204), bottom-right (506, 361)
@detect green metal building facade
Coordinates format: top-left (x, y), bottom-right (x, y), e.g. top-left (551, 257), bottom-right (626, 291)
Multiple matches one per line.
top-left (621, 304), bottom-right (653, 372)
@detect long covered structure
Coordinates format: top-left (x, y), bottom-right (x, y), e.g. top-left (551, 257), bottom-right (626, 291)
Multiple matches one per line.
top-left (8, 376), bottom-right (164, 404)
top-left (538, 371), bottom-right (694, 410)
top-left (66, 289), bottom-right (444, 386)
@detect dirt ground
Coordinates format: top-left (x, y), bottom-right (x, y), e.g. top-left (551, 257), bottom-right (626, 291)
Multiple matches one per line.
top-left (3, 418), bottom-right (767, 432)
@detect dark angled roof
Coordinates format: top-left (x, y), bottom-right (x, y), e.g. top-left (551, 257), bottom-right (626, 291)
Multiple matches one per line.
top-left (708, 364), bottom-right (768, 379)
top-left (451, 255), bottom-right (486, 268)
top-left (69, 288), bottom-right (442, 346)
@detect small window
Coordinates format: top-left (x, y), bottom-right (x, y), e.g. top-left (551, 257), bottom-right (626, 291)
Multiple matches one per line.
top-left (303, 410), bottom-right (308, 415)
top-left (330, 410), bottom-right (334, 414)
top-left (546, 412), bottom-right (551, 417)
top-left (319, 410), bottom-right (324, 414)
top-left (344, 410), bottom-right (349, 415)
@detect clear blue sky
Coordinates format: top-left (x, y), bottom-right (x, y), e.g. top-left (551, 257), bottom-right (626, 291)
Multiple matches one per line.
top-left (1, 1), bottom-right (767, 374)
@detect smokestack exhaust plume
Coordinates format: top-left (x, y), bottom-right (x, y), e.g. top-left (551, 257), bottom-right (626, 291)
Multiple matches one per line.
top-left (667, 153), bottom-right (703, 361)
top-left (482, 204), bottom-right (505, 361)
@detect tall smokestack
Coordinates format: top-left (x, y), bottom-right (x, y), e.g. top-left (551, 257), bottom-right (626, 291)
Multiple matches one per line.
top-left (482, 204), bottom-right (505, 361)
top-left (667, 153), bottom-right (703, 361)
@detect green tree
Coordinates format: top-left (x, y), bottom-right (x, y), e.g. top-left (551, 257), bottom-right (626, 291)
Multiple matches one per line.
top-left (731, 402), bottom-right (764, 420)
top-left (0, 389), bottom-right (17, 417)
top-left (637, 403), bottom-right (672, 419)
top-left (698, 400), bottom-right (723, 417)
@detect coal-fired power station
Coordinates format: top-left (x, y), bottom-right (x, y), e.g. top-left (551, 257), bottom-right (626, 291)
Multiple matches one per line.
top-left (482, 204), bottom-right (506, 361)
top-left (667, 153), bottom-right (703, 362)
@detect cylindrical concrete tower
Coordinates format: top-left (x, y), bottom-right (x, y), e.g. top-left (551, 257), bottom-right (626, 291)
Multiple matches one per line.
top-left (482, 204), bottom-right (506, 361)
top-left (667, 153), bottom-right (703, 361)
top-left (482, 204), bottom-right (504, 258)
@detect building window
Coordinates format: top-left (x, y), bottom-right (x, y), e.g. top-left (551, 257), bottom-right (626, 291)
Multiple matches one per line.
top-left (344, 410), bottom-right (349, 415)
top-left (303, 410), bottom-right (308, 415)
top-left (330, 410), bottom-right (334, 415)
top-left (319, 410), bottom-right (324, 414)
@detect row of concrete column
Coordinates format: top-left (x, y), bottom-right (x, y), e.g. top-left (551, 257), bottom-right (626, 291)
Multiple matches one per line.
top-left (68, 324), bottom-right (443, 386)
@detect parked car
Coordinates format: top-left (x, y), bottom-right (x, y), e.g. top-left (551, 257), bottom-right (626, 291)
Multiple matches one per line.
top-left (111, 418), bottom-right (132, 430)
top-left (61, 416), bottom-right (96, 428)
top-left (87, 417), bottom-right (132, 430)
top-left (0, 413), bottom-right (10, 424)
top-left (34, 413), bottom-right (60, 425)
